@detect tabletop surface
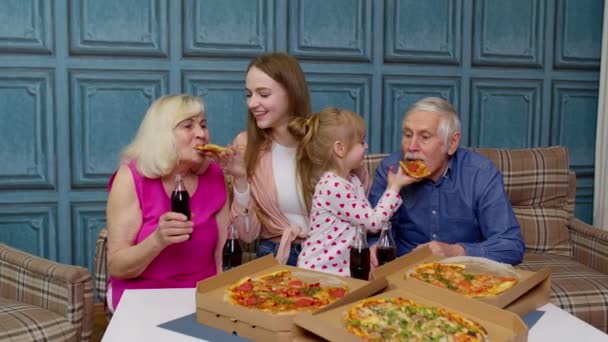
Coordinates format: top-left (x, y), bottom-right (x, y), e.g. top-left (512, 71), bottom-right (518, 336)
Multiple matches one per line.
top-left (102, 287), bottom-right (608, 342)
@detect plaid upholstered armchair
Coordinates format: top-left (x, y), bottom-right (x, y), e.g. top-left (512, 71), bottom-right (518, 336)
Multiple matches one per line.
top-left (0, 243), bottom-right (94, 341)
top-left (364, 146), bottom-right (608, 333)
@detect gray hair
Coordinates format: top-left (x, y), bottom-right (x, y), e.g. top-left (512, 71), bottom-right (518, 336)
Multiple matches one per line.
top-left (403, 97), bottom-right (461, 146)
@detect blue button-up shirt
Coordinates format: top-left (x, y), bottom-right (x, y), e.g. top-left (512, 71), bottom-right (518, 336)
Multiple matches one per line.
top-left (368, 148), bottom-right (524, 265)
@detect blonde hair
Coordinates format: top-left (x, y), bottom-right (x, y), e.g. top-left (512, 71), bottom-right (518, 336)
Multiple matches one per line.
top-left (120, 94), bottom-right (205, 178)
top-left (244, 53), bottom-right (311, 177)
top-left (288, 107), bottom-right (366, 213)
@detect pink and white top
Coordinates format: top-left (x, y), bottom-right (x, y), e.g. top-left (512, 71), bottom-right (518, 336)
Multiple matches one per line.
top-left (297, 171), bottom-right (402, 276)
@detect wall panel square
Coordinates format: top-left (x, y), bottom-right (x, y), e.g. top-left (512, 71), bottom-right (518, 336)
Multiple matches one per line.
top-left (0, 69), bottom-right (55, 189)
top-left (183, 0), bottom-right (273, 57)
top-left (71, 203), bottom-right (106, 274)
top-left (473, 0), bottom-right (544, 67)
top-left (385, 0), bottom-right (461, 64)
top-left (470, 79), bottom-right (542, 148)
top-left (289, 0), bottom-right (372, 61)
top-left (0, 204), bottom-right (56, 258)
top-left (0, 0), bottom-right (53, 54)
top-left (551, 81), bottom-right (598, 168)
top-left (69, 70), bottom-right (168, 188)
top-left (70, 0), bottom-right (168, 57)
top-left (554, 0), bottom-right (603, 69)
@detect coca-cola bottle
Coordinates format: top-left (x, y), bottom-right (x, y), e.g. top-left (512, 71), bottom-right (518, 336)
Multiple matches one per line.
top-left (222, 225), bottom-right (243, 271)
top-left (350, 226), bottom-right (370, 280)
top-left (170, 174), bottom-right (191, 240)
top-left (376, 221), bottom-right (396, 266)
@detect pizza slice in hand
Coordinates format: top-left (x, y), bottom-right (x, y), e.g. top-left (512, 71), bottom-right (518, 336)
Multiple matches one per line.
top-left (399, 160), bottom-right (431, 178)
top-left (195, 143), bottom-right (233, 155)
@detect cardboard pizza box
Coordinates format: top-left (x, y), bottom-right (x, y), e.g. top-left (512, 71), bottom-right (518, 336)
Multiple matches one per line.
top-left (294, 281), bottom-right (528, 341)
top-left (371, 246), bottom-right (551, 316)
top-left (195, 254), bottom-right (388, 342)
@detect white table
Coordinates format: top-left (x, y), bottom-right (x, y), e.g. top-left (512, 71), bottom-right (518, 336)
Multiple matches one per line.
top-left (102, 288), bottom-right (608, 341)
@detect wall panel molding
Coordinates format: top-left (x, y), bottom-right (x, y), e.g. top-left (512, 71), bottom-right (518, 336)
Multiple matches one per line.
top-left (385, 0), bottom-right (462, 64)
top-left (69, 70), bottom-right (168, 188)
top-left (70, 0), bottom-right (168, 57)
top-left (554, 0), bottom-right (603, 69)
top-left (0, 69), bottom-right (55, 189)
top-left (0, 204), bottom-right (56, 258)
top-left (0, 0), bottom-right (53, 54)
top-left (71, 203), bottom-right (106, 270)
top-left (551, 81), bottom-right (599, 169)
top-left (289, 0), bottom-right (372, 61)
top-left (183, 70), bottom-right (247, 146)
top-left (183, 0), bottom-right (273, 57)
top-left (383, 76), bottom-right (460, 151)
top-left (470, 79), bottom-right (542, 148)
top-left (307, 73), bottom-right (371, 117)
top-left (473, 0), bottom-right (544, 67)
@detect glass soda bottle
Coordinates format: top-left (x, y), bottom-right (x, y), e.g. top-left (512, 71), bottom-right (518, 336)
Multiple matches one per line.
top-left (170, 174), bottom-right (191, 240)
top-left (376, 221), bottom-right (397, 265)
top-left (349, 225), bottom-right (370, 280)
top-left (222, 225), bottom-right (243, 271)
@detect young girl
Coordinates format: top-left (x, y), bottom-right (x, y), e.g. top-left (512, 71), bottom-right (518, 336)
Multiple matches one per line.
top-left (289, 107), bottom-right (413, 276)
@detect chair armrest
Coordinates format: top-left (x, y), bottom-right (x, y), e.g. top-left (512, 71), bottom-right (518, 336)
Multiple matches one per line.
top-left (94, 227), bottom-right (108, 304)
top-left (568, 218), bottom-right (608, 275)
top-left (0, 243), bottom-right (94, 341)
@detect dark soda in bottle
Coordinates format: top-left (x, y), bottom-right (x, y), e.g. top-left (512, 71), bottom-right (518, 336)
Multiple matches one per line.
top-left (376, 247), bottom-right (396, 265)
top-left (349, 226), bottom-right (370, 280)
top-left (222, 225), bottom-right (242, 271)
top-left (376, 221), bottom-right (396, 265)
top-left (350, 247), bottom-right (370, 280)
top-left (171, 174), bottom-right (191, 240)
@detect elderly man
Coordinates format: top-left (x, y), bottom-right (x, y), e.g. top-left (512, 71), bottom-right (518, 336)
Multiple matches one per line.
top-left (369, 97), bottom-right (524, 265)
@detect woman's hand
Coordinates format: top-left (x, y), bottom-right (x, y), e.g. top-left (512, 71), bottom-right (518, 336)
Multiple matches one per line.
top-left (218, 144), bottom-right (246, 178)
top-left (153, 212), bottom-right (193, 248)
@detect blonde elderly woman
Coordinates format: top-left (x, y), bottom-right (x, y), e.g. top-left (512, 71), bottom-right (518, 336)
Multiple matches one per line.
top-left (105, 94), bottom-right (229, 311)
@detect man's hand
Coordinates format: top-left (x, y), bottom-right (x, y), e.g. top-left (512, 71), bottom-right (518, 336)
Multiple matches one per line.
top-left (415, 241), bottom-right (465, 257)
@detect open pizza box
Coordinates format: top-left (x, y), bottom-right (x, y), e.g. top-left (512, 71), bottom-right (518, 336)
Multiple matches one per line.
top-left (195, 254), bottom-right (388, 342)
top-left (370, 246), bottom-right (551, 316)
top-left (293, 280), bottom-right (528, 341)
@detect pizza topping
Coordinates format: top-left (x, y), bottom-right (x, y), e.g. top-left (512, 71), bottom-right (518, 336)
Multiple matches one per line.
top-left (399, 160), bottom-right (431, 178)
top-left (410, 262), bottom-right (518, 298)
top-left (345, 297), bottom-right (487, 341)
top-left (226, 270), bottom-right (348, 314)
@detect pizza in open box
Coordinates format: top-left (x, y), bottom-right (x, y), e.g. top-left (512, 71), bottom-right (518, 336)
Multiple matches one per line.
top-left (344, 297), bottom-right (488, 341)
top-left (407, 257), bottom-right (519, 298)
top-left (226, 270), bottom-right (348, 314)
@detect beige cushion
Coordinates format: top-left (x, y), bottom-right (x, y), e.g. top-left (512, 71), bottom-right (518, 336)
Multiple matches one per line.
top-left (0, 297), bottom-right (77, 342)
top-left (473, 147), bottom-right (571, 256)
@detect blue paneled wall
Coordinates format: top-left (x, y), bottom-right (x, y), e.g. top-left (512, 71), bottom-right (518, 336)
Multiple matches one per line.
top-left (0, 0), bottom-right (602, 277)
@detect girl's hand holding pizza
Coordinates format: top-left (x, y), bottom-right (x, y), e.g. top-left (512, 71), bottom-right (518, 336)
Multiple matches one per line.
top-left (386, 165), bottom-right (418, 193)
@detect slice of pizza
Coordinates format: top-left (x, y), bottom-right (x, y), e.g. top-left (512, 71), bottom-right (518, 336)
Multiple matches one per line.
top-left (344, 297), bottom-right (488, 341)
top-left (409, 262), bottom-right (518, 297)
top-left (399, 160), bottom-right (431, 178)
top-left (195, 143), bottom-right (233, 155)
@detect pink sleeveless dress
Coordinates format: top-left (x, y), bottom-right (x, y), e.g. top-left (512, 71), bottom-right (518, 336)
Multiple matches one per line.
top-left (108, 161), bottom-right (226, 309)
